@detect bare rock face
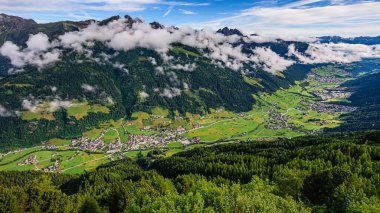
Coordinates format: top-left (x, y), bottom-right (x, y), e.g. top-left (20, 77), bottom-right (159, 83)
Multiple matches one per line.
top-left (124, 15), bottom-right (134, 27)
top-left (217, 27), bottom-right (243, 37)
top-left (0, 13), bottom-right (37, 34)
top-left (150, 21), bottom-right (165, 29)
top-left (0, 13), bottom-right (93, 45)
top-left (99, 15), bottom-right (120, 26)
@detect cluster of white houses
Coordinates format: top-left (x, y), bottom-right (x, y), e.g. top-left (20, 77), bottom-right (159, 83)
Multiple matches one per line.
top-left (73, 136), bottom-right (105, 152)
top-left (67, 124), bottom-right (203, 154)
top-left (17, 155), bottom-right (38, 166)
top-left (42, 160), bottom-right (60, 172)
top-left (306, 102), bottom-right (357, 115)
top-left (14, 121), bottom-right (210, 172)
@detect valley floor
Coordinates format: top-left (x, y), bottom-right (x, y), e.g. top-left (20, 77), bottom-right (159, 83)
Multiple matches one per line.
top-left (0, 65), bottom-right (363, 174)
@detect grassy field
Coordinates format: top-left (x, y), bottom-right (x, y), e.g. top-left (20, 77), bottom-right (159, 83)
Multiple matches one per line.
top-left (67, 101), bottom-right (109, 120)
top-left (20, 110), bottom-right (56, 121)
top-left (19, 99), bottom-right (110, 121)
top-left (124, 150), bottom-right (151, 158)
top-left (164, 149), bottom-right (184, 157)
top-left (171, 47), bottom-right (200, 57)
top-left (83, 128), bottom-right (104, 140)
top-left (101, 129), bottom-right (119, 144)
top-left (166, 142), bottom-right (183, 149)
top-left (60, 152), bottom-right (109, 174)
top-left (0, 147), bottom-right (110, 174)
top-left (184, 117), bottom-right (260, 142)
top-left (48, 138), bottom-right (71, 146)
top-left (183, 80), bottom-right (344, 142)
top-left (124, 124), bottom-right (156, 135)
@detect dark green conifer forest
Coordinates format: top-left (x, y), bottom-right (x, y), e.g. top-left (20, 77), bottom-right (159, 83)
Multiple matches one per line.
top-left (1, 131), bottom-right (380, 212)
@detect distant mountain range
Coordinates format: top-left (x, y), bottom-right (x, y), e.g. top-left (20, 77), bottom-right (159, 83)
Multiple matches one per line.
top-left (318, 35), bottom-right (380, 45)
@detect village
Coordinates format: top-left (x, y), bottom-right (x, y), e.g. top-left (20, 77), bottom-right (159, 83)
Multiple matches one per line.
top-left (313, 89), bottom-right (353, 100)
top-left (12, 120), bottom-right (204, 172)
top-left (68, 125), bottom-right (202, 154)
top-left (305, 102), bottom-right (357, 115)
top-left (306, 68), bottom-right (355, 101)
top-left (265, 108), bottom-right (298, 131)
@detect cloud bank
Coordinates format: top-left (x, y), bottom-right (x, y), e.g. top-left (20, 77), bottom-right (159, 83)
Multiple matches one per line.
top-left (1, 19), bottom-right (291, 73)
top-left (1, 17), bottom-right (380, 76)
top-left (21, 96), bottom-right (75, 113)
top-left (251, 47), bottom-right (295, 74)
top-left (288, 43), bottom-right (380, 64)
top-left (0, 33), bottom-right (60, 68)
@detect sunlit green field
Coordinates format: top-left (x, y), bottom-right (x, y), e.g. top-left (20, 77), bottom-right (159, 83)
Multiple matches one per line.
top-left (183, 81), bottom-right (342, 142)
top-left (0, 147), bottom-right (110, 174)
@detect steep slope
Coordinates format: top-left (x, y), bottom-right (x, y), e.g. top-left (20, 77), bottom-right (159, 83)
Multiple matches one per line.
top-left (0, 13), bottom-right (92, 46)
top-left (0, 14), bottom-right (93, 76)
top-left (331, 71), bottom-right (380, 131)
top-left (0, 39), bottom-right (308, 150)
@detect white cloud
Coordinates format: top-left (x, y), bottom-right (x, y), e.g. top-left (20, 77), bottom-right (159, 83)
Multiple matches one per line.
top-left (139, 91), bottom-right (150, 100)
top-left (113, 62), bottom-right (125, 69)
top-left (0, 19), bottom-right (321, 74)
top-left (0, 33), bottom-right (60, 68)
top-left (7, 68), bottom-right (25, 75)
top-left (0, 42), bottom-right (25, 67)
top-left (2, 16), bottom-right (379, 76)
top-left (26, 33), bottom-right (51, 51)
top-left (22, 98), bottom-right (39, 112)
top-left (245, 34), bottom-right (318, 43)
top-left (288, 43), bottom-right (380, 64)
top-left (81, 84), bottom-right (96, 92)
top-left (167, 71), bottom-right (180, 85)
top-left (0, 0), bottom-right (208, 14)
top-left (74, 20), bottom-right (252, 71)
top-left (0, 19), bottom-right (288, 74)
top-left (48, 99), bottom-right (73, 112)
top-left (163, 6), bottom-right (173, 17)
top-left (0, 104), bottom-right (15, 117)
top-left (155, 66), bottom-right (165, 75)
top-left (179, 9), bottom-right (196, 15)
top-left (21, 96), bottom-right (74, 113)
top-left (251, 47), bottom-right (295, 73)
top-left (158, 87), bottom-right (181, 98)
top-left (148, 57), bottom-right (157, 65)
top-left (183, 82), bottom-right (189, 90)
top-left (51, 86), bottom-right (58, 92)
top-left (170, 63), bottom-right (197, 71)
top-left (284, 0), bottom-right (324, 8)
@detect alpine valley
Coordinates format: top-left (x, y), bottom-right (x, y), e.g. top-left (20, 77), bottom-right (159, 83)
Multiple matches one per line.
top-left (1, 13), bottom-right (380, 212)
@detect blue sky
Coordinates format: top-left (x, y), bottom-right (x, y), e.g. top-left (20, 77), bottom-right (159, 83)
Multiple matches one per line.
top-left (1, 0), bottom-right (380, 36)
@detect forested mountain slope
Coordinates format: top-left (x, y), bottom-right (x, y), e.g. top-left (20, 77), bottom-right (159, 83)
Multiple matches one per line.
top-left (332, 71), bottom-right (380, 131)
top-left (0, 14), bottom-right (312, 150)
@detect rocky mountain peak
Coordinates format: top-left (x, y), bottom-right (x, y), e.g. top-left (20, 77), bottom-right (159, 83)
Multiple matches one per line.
top-left (0, 13), bottom-right (37, 34)
top-left (99, 15), bottom-right (120, 26)
top-left (217, 27), bottom-right (243, 36)
top-left (150, 21), bottom-right (165, 29)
